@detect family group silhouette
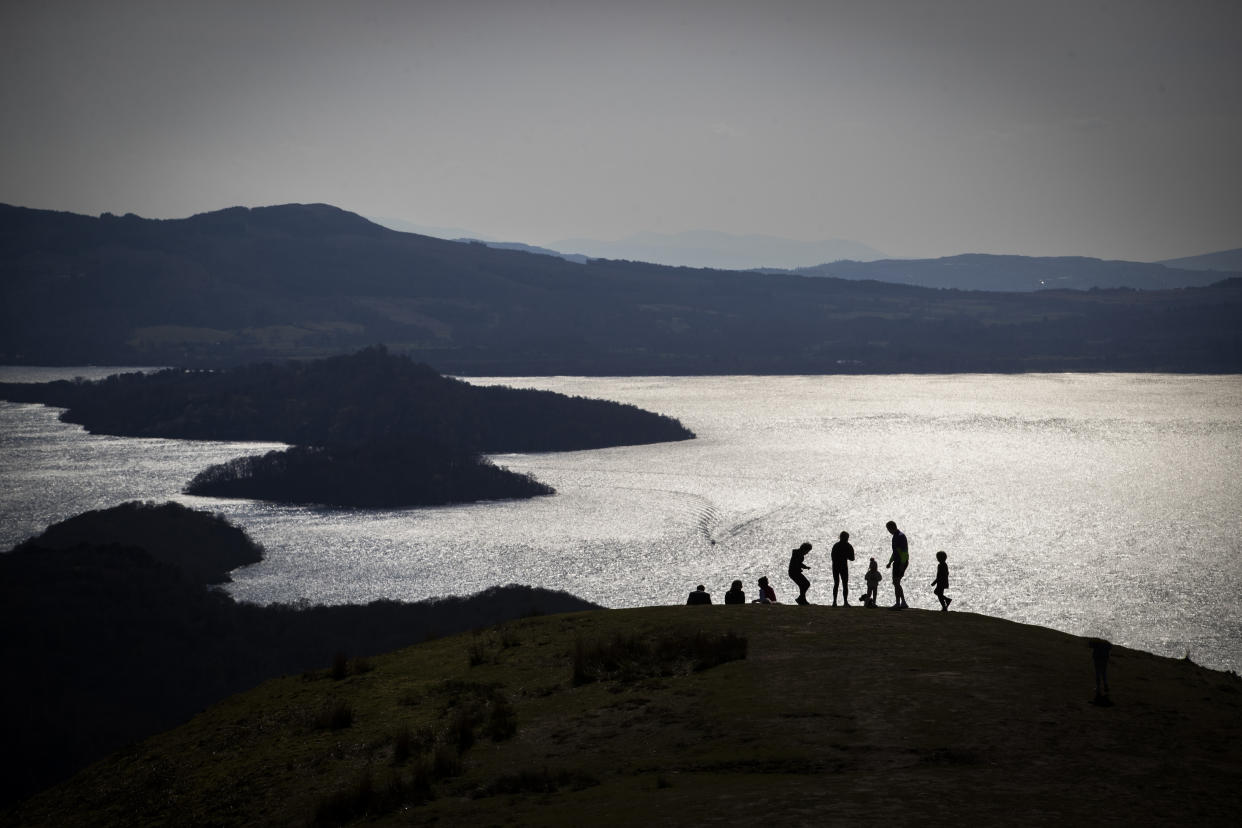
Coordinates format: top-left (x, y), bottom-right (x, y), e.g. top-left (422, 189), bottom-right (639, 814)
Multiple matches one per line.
top-left (686, 520), bottom-right (953, 611)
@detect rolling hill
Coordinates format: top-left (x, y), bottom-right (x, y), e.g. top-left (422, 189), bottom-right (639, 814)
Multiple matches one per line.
top-left (7, 604), bottom-right (1240, 825)
top-left (2, 203), bottom-right (1239, 373)
top-left (1159, 247), bottom-right (1242, 273)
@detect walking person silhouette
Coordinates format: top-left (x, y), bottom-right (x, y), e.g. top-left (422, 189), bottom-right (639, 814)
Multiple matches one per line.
top-left (885, 521), bottom-right (909, 609)
top-left (931, 550), bottom-right (951, 610)
top-left (788, 542), bottom-right (813, 605)
top-left (830, 531), bottom-right (855, 606)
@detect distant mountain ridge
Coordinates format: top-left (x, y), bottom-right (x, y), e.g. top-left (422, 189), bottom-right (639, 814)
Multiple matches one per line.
top-left (372, 215), bottom-right (1238, 287)
top-left (2, 202), bottom-right (1239, 373)
top-left (550, 228), bottom-right (887, 269)
top-left (780, 253), bottom-right (1234, 292)
top-left (1158, 247), bottom-right (1242, 272)
top-left (455, 238), bottom-right (590, 264)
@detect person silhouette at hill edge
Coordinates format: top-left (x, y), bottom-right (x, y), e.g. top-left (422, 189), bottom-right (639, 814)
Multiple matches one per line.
top-left (931, 550), bottom-right (951, 611)
top-left (885, 521), bottom-right (908, 609)
top-left (1089, 638), bottom-right (1113, 705)
top-left (788, 542), bottom-right (812, 605)
top-left (830, 531), bottom-right (855, 606)
top-left (754, 576), bottom-right (778, 603)
top-left (863, 557), bottom-right (882, 607)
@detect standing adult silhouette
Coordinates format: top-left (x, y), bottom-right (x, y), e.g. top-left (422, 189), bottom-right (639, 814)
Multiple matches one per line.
top-left (885, 521), bottom-right (909, 609)
top-left (1089, 639), bottom-right (1113, 705)
top-left (830, 531), bottom-right (855, 606)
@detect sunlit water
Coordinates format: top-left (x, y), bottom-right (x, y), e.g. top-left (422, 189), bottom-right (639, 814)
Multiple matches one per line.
top-left (2, 368), bottom-right (1239, 673)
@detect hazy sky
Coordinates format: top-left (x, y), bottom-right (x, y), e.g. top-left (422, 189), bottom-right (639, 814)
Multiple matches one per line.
top-left (2, 0), bottom-right (1239, 260)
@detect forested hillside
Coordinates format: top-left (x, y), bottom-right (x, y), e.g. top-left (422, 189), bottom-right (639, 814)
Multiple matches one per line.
top-left (2, 202), bottom-right (1240, 372)
top-left (0, 348), bottom-right (693, 507)
top-left (3, 502), bottom-right (601, 805)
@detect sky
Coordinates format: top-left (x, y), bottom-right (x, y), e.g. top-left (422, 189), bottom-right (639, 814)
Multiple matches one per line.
top-left (1, 0), bottom-right (1239, 261)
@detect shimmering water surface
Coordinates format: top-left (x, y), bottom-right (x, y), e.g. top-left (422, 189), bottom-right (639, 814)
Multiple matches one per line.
top-left (2, 369), bottom-right (1239, 672)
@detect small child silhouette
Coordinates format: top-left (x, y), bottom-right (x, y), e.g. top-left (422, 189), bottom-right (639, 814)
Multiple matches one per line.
top-left (754, 576), bottom-right (778, 604)
top-left (931, 550), bottom-right (951, 611)
top-left (863, 557), bottom-right (882, 608)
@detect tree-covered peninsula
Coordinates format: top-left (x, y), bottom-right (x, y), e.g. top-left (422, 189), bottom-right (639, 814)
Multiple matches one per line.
top-left (0, 347), bottom-right (694, 507)
top-left (2, 502), bottom-right (602, 806)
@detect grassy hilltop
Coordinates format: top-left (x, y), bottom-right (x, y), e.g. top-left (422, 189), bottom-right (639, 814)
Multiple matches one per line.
top-left (10, 605), bottom-right (1241, 827)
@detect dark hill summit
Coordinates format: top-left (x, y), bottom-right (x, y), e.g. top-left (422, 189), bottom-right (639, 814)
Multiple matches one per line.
top-left (0, 502), bottom-right (602, 806)
top-left (2, 202), bottom-right (1240, 372)
top-left (8, 604), bottom-right (1240, 825)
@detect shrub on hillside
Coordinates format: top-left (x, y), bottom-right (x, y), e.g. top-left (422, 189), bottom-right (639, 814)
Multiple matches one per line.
top-left (572, 629), bottom-right (748, 685)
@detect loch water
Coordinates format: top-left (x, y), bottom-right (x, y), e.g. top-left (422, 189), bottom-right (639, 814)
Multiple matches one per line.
top-left (2, 369), bottom-right (1239, 673)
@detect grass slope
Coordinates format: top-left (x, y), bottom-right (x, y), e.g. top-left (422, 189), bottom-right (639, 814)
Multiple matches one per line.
top-left (9, 606), bottom-right (1241, 827)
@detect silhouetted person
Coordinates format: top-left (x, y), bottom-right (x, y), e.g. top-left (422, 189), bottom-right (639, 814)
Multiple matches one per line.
top-left (863, 557), bottom-right (882, 607)
top-left (724, 579), bottom-right (746, 604)
top-left (754, 575), bottom-right (778, 604)
top-left (830, 530), bottom-right (855, 606)
top-left (788, 542), bottom-right (812, 605)
top-left (686, 584), bottom-right (712, 605)
top-left (931, 550), bottom-right (951, 610)
top-left (885, 520), bottom-right (908, 609)
top-left (1088, 638), bottom-right (1113, 705)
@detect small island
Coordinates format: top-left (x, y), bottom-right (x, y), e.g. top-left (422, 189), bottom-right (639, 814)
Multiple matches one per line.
top-left (0, 346), bottom-right (695, 508)
top-left (12, 499), bottom-right (263, 583)
top-left (184, 443), bottom-right (553, 508)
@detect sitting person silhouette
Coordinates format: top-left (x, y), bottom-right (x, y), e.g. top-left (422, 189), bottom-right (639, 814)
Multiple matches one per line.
top-left (686, 584), bottom-right (712, 605)
top-left (724, 579), bottom-right (746, 604)
top-left (753, 575), bottom-right (778, 604)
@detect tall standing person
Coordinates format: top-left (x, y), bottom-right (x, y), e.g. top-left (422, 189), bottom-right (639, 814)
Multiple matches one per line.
top-left (885, 520), bottom-right (909, 609)
top-left (830, 531), bottom-right (855, 606)
top-left (788, 542), bottom-right (813, 605)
